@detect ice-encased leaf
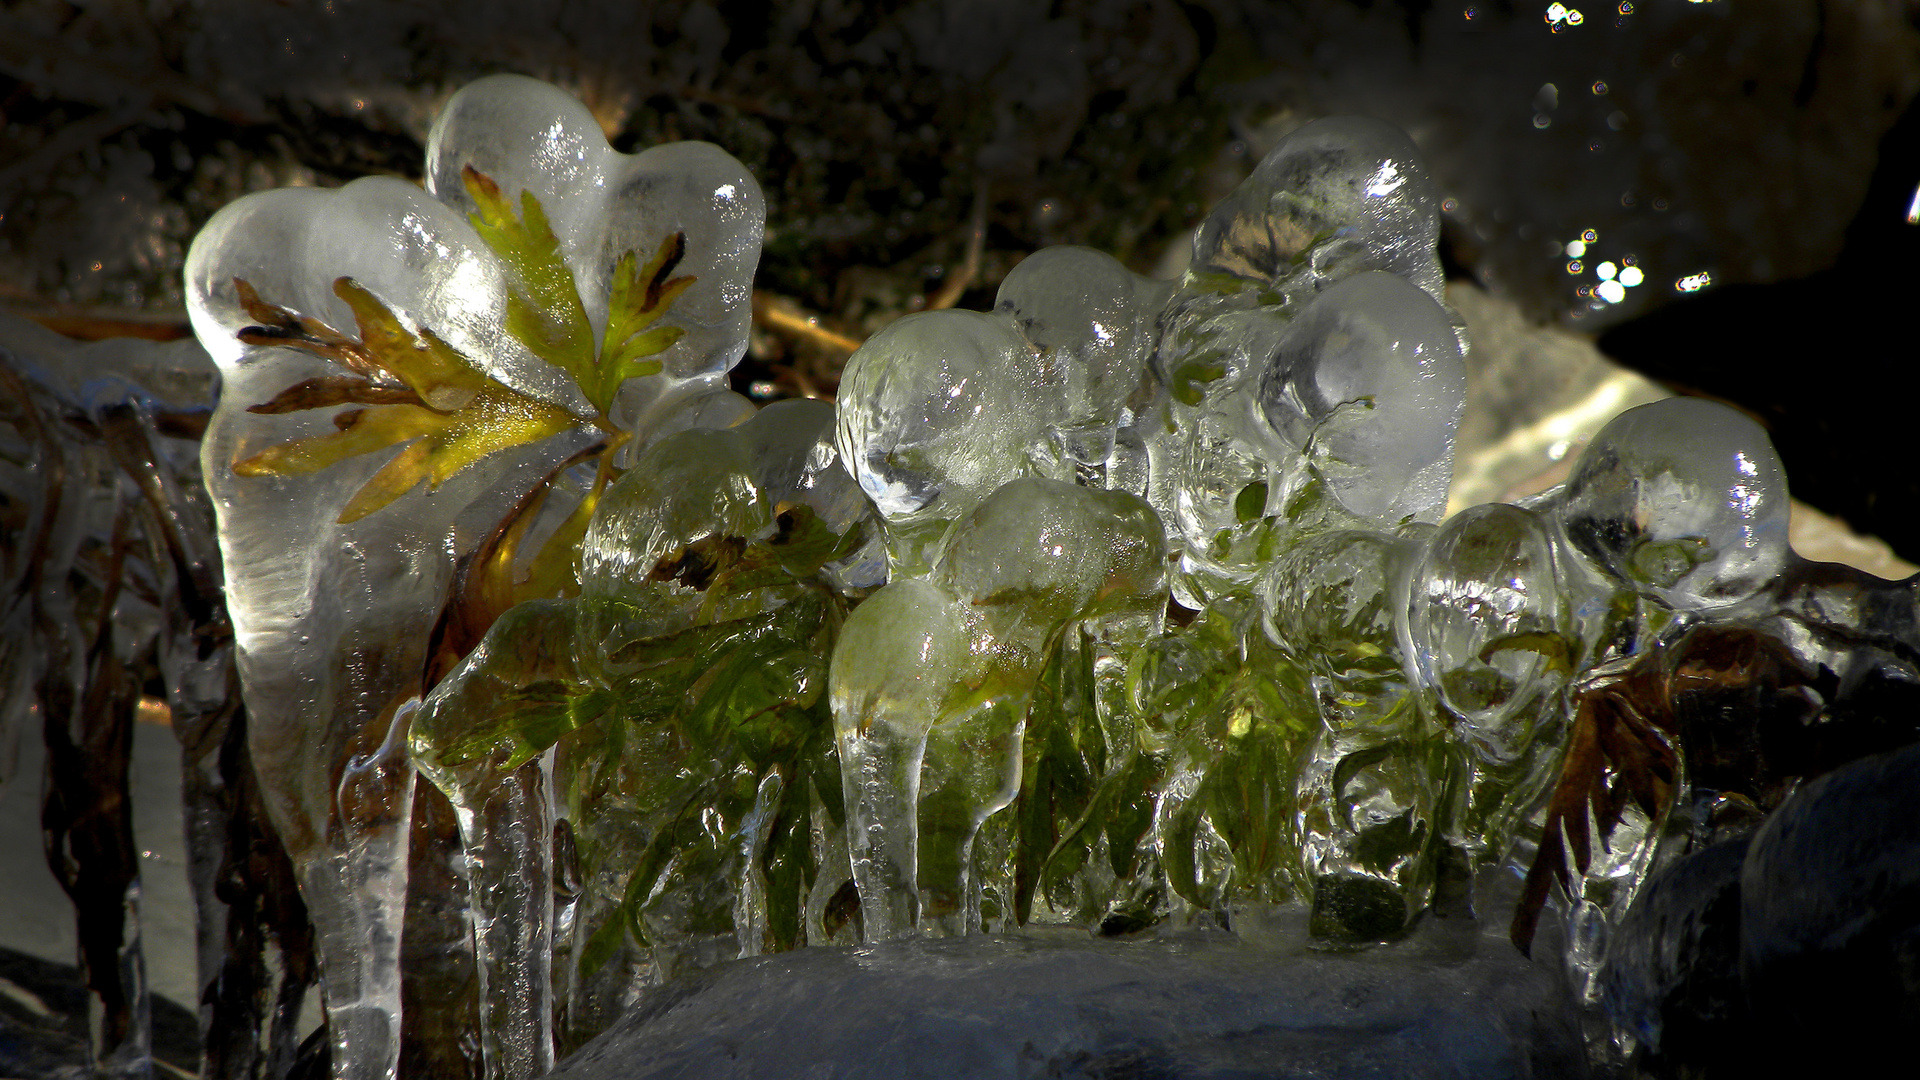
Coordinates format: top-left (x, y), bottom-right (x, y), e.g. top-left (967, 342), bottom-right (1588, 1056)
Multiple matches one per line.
top-left (425, 74), bottom-right (764, 431)
top-left (1555, 398), bottom-right (1790, 610)
top-left (1191, 116), bottom-right (1443, 301)
top-left (1258, 271), bottom-right (1465, 524)
top-left (186, 75), bottom-right (769, 1080)
top-left (1261, 528), bottom-right (1412, 691)
top-left (188, 169), bottom-right (598, 855)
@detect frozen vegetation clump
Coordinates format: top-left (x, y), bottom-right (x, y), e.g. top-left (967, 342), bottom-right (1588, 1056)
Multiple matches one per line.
top-left (162, 75), bottom-right (1920, 1080)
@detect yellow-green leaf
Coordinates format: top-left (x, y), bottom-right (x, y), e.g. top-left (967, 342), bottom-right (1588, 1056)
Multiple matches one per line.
top-left (596, 233), bottom-right (695, 411)
top-left (232, 403), bottom-right (444, 479)
top-left (234, 385), bottom-right (576, 525)
top-left (336, 385), bottom-right (577, 523)
top-left (463, 165), bottom-right (596, 386)
top-left (333, 278), bottom-right (487, 410)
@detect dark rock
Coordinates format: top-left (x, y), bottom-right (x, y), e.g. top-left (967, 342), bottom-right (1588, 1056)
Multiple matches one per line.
top-left (1739, 739), bottom-right (1920, 1066)
top-left (549, 916), bottom-right (1585, 1080)
top-left (0, 946), bottom-right (200, 1079)
top-left (1600, 836), bottom-right (1750, 1073)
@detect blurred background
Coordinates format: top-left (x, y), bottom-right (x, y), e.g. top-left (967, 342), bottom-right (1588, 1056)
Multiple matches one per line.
top-left (4, 0), bottom-right (1919, 553)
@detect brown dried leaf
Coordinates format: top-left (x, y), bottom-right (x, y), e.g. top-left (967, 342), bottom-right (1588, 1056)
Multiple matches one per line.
top-left (245, 375), bottom-right (425, 415)
top-left (1511, 665), bottom-right (1680, 955)
top-left (233, 277), bottom-right (382, 376)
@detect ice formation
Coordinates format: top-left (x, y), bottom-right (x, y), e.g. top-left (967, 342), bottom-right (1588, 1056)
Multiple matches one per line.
top-left (167, 75), bottom-right (1920, 1080)
top-left (185, 73), bottom-right (762, 1080)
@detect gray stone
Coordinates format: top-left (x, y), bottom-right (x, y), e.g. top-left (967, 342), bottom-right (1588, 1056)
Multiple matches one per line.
top-left (550, 914), bottom-right (1585, 1080)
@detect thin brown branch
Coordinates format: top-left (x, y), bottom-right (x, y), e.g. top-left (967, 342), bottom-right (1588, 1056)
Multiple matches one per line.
top-left (928, 178), bottom-right (988, 311)
top-left (752, 291), bottom-right (865, 355)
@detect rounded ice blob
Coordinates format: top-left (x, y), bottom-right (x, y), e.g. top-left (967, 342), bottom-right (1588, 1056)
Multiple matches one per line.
top-left (739, 397), bottom-right (869, 532)
top-left (834, 309), bottom-right (1055, 571)
top-left (578, 427), bottom-right (769, 599)
top-left (1557, 398), bottom-right (1790, 610)
top-left (1258, 271), bottom-right (1465, 524)
top-left (1191, 117), bottom-right (1443, 301)
top-left (1408, 503), bottom-right (1569, 762)
top-left (994, 246), bottom-right (1165, 465)
top-left (936, 477), bottom-right (1168, 651)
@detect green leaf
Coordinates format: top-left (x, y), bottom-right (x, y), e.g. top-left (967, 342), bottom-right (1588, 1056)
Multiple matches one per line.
top-left (1478, 629), bottom-right (1576, 677)
top-left (409, 599), bottom-right (604, 777)
top-left (1234, 481), bottom-right (1269, 524)
top-left (684, 507), bottom-right (865, 617)
top-left (1014, 637), bottom-right (1096, 923)
top-left (763, 766), bottom-right (815, 951)
top-left (1203, 722), bottom-right (1300, 897)
top-left (1169, 357), bottom-right (1226, 407)
top-left (462, 165), bottom-right (596, 386)
top-left (596, 233), bottom-right (695, 412)
top-left (576, 902), bottom-right (631, 979)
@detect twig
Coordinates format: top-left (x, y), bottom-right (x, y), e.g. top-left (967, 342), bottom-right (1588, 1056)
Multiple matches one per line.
top-left (2, 302), bottom-right (194, 342)
top-left (751, 291), bottom-right (864, 355)
top-left (928, 178), bottom-right (988, 311)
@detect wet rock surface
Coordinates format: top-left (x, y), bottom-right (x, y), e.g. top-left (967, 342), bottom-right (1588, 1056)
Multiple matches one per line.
top-left (1602, 740), bottom-right (1920, 1077)
top-left (1601, 836), bottom-right (1749, 1073)
top-left (1739, 740), bottom-right (1920, 1067)
top-left (550, 917), bottom-right (1587, 1080)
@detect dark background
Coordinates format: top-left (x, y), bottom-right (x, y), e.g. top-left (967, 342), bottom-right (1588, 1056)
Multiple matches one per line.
top-left (3, 0), bottom-right (1916, 557)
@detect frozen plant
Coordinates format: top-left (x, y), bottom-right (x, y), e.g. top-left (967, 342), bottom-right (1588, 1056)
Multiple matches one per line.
top-left (186, 73), bottom-right (762, 1080)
